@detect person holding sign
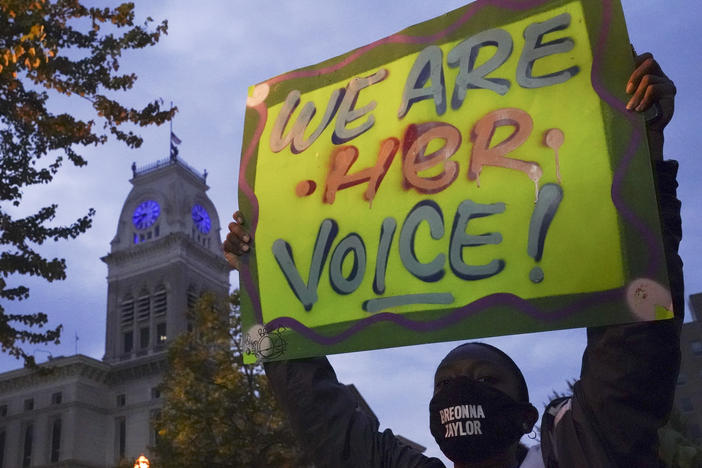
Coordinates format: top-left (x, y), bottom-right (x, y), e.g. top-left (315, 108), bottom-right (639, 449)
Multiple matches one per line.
top-left (224, 51), bottom-right (681, 468)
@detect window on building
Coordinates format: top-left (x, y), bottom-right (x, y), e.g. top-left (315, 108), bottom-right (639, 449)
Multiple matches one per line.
top-left (51, 392), bottom-right (63, 405)
top-left (137, 291), bottom-right (151, 322)
top-left (0, 429), bottom-right (5, 468)
top-left (150, 409), bottom-right (161, 446)
top-left (680, 397), bottom-right (694, 412)
top-left (691, 340), bottom-right (702, 355)
top-left (116, 394), bottom-right (126, 407)
top-left (120, 296), bottom-right (134, 325)
top-left (151, 387), bottom-right (161, 400)
top-left (116, 417), bottom-right (126, 459)
top-left (140, 327), bottom-right (150, 349)
top-left (186, 287), bottom-right (199, 310)
top-left (123, 331), bottom-right (133, 354)
top-left (50, 418), bottom-right (61, 462)
top-left (23, 398), bottom-right (33, 412)
top-left (22, 423), bottom-right (33, 467)
top-left (153, 286), bottom-right (167, 317)
top-left (156, 322), bottom-right (167, 345)
top-left (0, 404), bottom-right (6, 417)
top-left (155, 225), bottom-right (160, 237)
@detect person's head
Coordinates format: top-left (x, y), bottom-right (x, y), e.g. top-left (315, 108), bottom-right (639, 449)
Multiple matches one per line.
top-left (429, 342), bottom-right (538, 466)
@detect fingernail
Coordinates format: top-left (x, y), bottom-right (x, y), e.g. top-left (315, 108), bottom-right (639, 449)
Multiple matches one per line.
top-left (243, 235), bottom-right (250, 242)
top-left (242, 244), bottom-right (249, 251)
top-left (625, 100), bottom-right (633, 110)
top-left (626, 82), bottom-right (634, 94)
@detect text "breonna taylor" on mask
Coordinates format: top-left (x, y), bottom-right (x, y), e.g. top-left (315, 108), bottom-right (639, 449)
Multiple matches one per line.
top-left (439, 404), bottom-right (486, 438)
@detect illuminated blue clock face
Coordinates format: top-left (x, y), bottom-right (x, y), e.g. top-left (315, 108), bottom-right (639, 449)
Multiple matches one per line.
top-left (192, 204), bottom-right (211, 234)
top-left (132, 200), bottom-right (160, 230)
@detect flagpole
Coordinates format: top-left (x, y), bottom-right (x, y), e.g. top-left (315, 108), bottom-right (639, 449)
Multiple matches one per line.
top-left (168, 103), bottom-right (182, 162)
top-left (170, 101), bottom-right (173, 160)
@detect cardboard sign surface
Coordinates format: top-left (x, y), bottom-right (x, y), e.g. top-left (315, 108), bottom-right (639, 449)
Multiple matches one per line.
top-left (238, 0), bottom-right (672, 363)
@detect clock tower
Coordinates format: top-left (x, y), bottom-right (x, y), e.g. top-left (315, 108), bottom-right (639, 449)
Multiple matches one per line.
top-left (102, 157), bottom-right (231, 363)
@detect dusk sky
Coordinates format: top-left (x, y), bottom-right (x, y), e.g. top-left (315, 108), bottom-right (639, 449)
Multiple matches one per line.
top-left (2, 1), bottom-right (700, 463)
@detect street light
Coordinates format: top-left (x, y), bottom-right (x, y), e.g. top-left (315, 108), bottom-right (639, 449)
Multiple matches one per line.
top-left (133, 455), bottom-right (149, 468)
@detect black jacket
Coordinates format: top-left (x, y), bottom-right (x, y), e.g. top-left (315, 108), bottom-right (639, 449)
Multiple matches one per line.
top-left (265, 160), bottom-right (683, 468)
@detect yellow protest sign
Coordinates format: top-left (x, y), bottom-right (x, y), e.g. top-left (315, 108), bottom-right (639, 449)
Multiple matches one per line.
top-left (239, 0), bottom-right (671, 362)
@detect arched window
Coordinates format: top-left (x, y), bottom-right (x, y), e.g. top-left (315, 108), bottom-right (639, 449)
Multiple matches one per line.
top-left (186, 286), bottom-right (199, 331)
top-left (153, 285), bottom-right (167, 317)
top-left (120, 295), bottom-right (134, 326)
top-left (137, 289), bottom-right (150, 322)
top-left (186, 286), bottom-right (199, 311)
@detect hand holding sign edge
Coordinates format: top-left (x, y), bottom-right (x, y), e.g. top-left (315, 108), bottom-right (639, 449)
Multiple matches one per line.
top-left (223, 211), bottom-right (251, 270)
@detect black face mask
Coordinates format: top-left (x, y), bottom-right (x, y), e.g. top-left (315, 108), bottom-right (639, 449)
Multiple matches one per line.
top-left (429, 376), bottom-right (535, 463)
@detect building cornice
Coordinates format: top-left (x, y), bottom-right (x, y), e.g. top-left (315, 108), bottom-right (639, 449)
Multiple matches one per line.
top-left (0, 352), bottom-right (170, 392)
top-left (133, 155), bottom-right (208, 187)
top-left (108, 352), bottom-right (168, 385)
top-left (102, 232), bottom-right (231, 276)
top-left (0, 354), bottom-right (110, 392)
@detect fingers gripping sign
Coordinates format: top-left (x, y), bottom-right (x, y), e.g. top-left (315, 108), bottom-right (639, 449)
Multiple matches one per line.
top-left (626, 52), bottom-right (676, 119)
top-left (626, 50), bottom-right (676, 158)
top-left (223, 211), bottom-right (251, 270)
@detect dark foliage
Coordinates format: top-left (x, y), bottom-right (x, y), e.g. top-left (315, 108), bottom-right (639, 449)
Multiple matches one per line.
top-left (0, 0), bottom-right (173, 364)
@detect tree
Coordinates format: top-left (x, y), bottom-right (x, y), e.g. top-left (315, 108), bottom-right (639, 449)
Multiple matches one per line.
top-left (152, 292), bottom-right (309, 468)
top-left (658, 409), bottom-right (702, 468)
top-left (0, 0), bottom-right (173, 364)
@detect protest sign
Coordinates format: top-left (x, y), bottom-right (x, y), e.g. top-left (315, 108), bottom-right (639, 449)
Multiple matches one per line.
top-left (238, 0), bottom-right (672, 363)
